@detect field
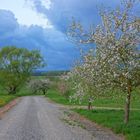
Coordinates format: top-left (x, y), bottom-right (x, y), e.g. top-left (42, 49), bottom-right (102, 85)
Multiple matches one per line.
top-left (47, 89), bottom-right (72, 105)
top-left (45, 75), bottom-right (140, 140)
top-left (74, 109), bottom-right (140, 140)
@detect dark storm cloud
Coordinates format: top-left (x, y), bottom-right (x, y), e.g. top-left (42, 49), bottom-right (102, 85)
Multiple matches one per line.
top-left (28, 0), bottom-right (120, 31)
top-left (0, 9), bottom-right (79, 70)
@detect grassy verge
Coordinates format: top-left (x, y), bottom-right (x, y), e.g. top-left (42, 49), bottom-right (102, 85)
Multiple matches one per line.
top-left (74, 109), bottom-right (140, 140)
top-left (16, 86), bottom-right (43, 97)
top-left (93, 94), bottom-right (140, 108)
top-left (46, 76), bottom-right (140, 108)
top-left (46, 89), bottom-right (140, 109)
top-left (0, 95), bottom-right (17, 107)
top-left (46, 88), bottom-right (140, 140)
top-left (46, 89), bottom-right (72, 105)
top-left (46, 89), bottom-right (91, 105)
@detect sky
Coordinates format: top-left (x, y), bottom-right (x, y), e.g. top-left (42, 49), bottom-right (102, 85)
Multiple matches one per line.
top-left (0, 0), bottom-right (139, 71)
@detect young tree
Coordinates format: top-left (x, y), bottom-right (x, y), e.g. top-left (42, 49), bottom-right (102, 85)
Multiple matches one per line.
top-left (68, 0), bottom-right (140, 123)
top-left (0, 46), bottom-right (43, 94)
top-left (68, 51), bottom-right (99, 110)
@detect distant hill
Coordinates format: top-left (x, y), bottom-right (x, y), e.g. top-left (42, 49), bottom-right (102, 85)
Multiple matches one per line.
top-left (32, 70), bottom-right (69, 76)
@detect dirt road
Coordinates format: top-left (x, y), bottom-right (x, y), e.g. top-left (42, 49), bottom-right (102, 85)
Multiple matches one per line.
top-left (0, 96), bottom-right (95, 140)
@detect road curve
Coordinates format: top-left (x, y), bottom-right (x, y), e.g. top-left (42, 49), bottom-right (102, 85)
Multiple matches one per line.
top-left (0, 96), bottom-right (95, 140)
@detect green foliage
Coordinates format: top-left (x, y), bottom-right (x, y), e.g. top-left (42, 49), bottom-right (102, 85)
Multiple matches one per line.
top-left (0, 46), bottom-right (43, 94)
top-left (16, 84), bottom-right (43, 96)
top-left (45, 76), bottom-right (74, 104)
top-left (46, 89), bottom-right (72, 105)
top-left (46, 87), bottom-right (140, 108)
top-left (45, 71), bottom-right (69, 77)
top-left (0, 95), bottom-right (17, 107)
top-left (74, 109), bottom-right (140, 140)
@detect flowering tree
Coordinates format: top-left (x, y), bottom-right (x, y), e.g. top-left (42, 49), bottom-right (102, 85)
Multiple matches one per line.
top-left (57, 78), bottom-right (70, 99)
top-left (68, 0), bottom-right (140, 123)
top-left (28, 79), bottom-right (50, 95)
top-left (68, 51), bottom-right (100, 110)
top-left (94, 0), bottom-right (140, 124)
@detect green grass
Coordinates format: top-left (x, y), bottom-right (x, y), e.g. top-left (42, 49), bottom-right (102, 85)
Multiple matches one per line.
top-left (46, 89), bottom-right (90, 105)
top-left (16, 85), bottom-right (43, 97)
top-left (74, 109), bottom-right (140, 140)
top-left (0, 95), bottom-right (17, 107)
top-left (93, 94), bottom-right (140, 109)
top-left (46, 89), bottom-right (72, 105)
top-left (0, 86), bottom-right (17, 107)
top-left (46, 87), bottom-right (140, 140)
top-left (46, 88), bottom-right (140, 109)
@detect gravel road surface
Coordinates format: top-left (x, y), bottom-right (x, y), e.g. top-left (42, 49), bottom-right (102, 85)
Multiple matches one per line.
top-left (0, 96), bottom-right (95, 140)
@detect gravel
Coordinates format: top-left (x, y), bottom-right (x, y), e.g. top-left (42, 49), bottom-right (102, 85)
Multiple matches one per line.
top-left (0, 96), bottom-right (95, 140)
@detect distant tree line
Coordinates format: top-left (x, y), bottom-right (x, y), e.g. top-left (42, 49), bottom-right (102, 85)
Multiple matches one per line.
top-left (32, 70), bottom-right (69, 77)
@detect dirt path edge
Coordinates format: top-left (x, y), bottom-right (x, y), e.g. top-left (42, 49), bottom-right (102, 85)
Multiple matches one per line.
top-left (66, 110), bottom-right (125, 140)
top-left (0, 97), bottom-right (21, 119)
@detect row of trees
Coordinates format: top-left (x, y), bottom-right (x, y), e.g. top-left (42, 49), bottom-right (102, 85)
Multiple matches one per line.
top-left (67, 0), bottom-right (140, 124)
top-left (0, 46), bottom-right (43, 94)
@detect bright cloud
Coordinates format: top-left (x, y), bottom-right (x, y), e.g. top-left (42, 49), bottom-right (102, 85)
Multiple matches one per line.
top-left (0, 0), bottom-right (52, 28)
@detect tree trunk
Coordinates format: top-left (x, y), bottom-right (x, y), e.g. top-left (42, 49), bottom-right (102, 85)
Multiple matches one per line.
top-left (42, 89), bottom-right (46, 95)
top-left (8, 86), bottom-right (17, 94)
top-left (124, 84), bottom-right (131, 124)
top-left (88, 102), bottom-right (92, 110)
